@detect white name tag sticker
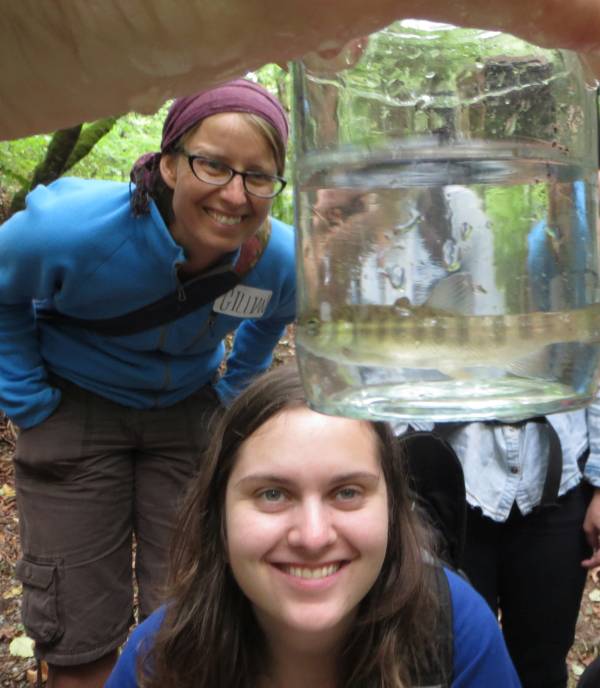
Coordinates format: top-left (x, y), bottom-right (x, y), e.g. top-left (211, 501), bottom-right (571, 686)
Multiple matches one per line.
top-left (213, 285), bottom-right (272, 318)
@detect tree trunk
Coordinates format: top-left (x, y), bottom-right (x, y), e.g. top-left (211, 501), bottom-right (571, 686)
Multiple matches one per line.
top-left (64, 117), bottom-right (117, 173)
top-left (10, 125), bottom-right (81, 213)
top-left (9, 117), bottom-right (118, 215)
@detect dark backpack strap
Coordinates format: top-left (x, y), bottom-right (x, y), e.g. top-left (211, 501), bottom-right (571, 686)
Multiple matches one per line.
top-left (411, 564), bottom-right (454, 688)
top-left (36, 263), bottom-right (240, 336)
top-left (537, 418), bottom-right (562, 508)
top-left (401, 431), bottom-right (467, 571)
top-left (433, 565), bottom-right (454, 688)
top-left (35, 219), bottom-right (271, 337)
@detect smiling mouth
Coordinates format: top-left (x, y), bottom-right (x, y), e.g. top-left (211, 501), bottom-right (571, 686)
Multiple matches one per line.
top-left (279, 563), bottom-right (343, 580)
top-left (206, 208), bottom-right (244, 225)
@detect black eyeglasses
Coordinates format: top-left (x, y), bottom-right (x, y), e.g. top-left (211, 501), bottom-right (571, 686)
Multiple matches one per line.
top-left (182, 151), bottom-right (287, 199)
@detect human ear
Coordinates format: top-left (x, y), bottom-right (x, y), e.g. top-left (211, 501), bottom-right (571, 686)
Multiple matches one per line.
top-left (159, 153), bottom-right (179, 190)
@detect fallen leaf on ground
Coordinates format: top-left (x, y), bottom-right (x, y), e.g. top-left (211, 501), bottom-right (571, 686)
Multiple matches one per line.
top-left (2, 584), bottom-right (21, 599)
top-left (588, 589), bottom-right (600, 603)
top-left (9, 635), bottom-right (34, 658)
top-left (0, 483), bottom-right (15, 498)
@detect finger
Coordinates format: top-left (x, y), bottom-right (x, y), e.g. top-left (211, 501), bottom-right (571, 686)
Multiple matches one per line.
top-left (584, 528), bottom-right (598, 551)
top-left (582, 549), bottom-right (600, 569)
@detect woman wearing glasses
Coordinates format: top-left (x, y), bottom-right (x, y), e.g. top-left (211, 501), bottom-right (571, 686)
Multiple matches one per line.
top-left (0, 79), bottom-right (295, 688)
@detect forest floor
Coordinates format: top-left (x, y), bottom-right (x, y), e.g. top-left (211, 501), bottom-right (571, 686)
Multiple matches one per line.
top-left (0, 335), bottom-right (599, 684)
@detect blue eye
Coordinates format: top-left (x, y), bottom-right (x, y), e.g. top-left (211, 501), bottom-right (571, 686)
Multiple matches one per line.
top-left (336, 487), bottom-right (360, 501)
top-left (260, 488), bottom-right (284, 502)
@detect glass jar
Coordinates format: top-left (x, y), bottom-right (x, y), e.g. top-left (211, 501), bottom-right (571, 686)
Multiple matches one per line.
top-left (291, 21), bottom-right (600, 422)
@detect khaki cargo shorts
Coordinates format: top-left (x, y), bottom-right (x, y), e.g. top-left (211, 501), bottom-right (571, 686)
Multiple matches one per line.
top-left (13, 376), bottom-right (221, 665)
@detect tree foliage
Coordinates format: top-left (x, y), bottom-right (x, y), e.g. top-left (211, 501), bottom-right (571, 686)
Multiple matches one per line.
top-left (4, 117), bottom-right (125, 214)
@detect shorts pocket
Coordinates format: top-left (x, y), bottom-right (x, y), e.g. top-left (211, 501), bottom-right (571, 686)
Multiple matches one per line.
top-left (14, 386), bottom-right (88, 474)
top-left (15, 559), bottom-right (63, 645)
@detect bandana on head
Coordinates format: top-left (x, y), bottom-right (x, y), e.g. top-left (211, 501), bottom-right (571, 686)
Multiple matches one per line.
top-left (130, 78), bottom-right (289, 215)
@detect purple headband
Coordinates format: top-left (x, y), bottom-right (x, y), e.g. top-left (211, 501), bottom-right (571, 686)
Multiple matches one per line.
top-left (130, 79), bottom-right (288, 215)
top-left (162, 78), bottom-right (288, 151)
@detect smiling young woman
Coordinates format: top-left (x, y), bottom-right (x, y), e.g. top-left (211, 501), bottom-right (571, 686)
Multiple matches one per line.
top-left (158, 110), bottom-right (286, 274)
top-left (225, 406), bottom-right (389, 649)
top-left (106, 365), bottom-right (521, 688)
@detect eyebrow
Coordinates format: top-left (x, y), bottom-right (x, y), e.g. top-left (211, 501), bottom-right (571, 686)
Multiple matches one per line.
top-left (188, 147), bottom-right (275, 174)
top-left (233, 471), bottom-right (381, 490)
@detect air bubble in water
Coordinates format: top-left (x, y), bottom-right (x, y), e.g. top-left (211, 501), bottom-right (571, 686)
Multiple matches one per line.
top-left (386, 265), bottom-right (406, 289)
top-left (443, 239), bottom-right (461, 272)
top-left (461, 222), bottom-right (474, 241)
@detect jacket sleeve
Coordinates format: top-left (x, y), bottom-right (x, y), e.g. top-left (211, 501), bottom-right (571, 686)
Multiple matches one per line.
top-left (0, 199), bottom-right (63, 428)
top-left (214, 225), bottom-right (296, 404)
top-left (215, 292), bottom-right (296, 405)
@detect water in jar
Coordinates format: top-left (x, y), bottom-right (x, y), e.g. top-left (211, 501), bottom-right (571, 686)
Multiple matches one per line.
top-left (295, 144), bottom-right (600, 421)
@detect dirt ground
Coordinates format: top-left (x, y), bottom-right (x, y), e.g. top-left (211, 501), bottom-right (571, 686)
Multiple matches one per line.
top-left (1, 341), bottom-right (600, 684)
top-left (0, 417), bottom-right (37, 686)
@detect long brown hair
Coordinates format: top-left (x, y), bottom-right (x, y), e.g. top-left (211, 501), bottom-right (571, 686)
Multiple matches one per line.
top-left (140, 364), bottom-right (440, 688)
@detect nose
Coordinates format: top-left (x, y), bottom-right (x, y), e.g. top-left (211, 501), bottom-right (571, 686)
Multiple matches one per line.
top-left (287, 498), bottom-right (337, 551)
top-left (218, 172), bottom-right (248, 206)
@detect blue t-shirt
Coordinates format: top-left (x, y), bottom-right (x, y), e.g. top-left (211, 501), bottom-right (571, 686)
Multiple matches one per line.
top-left (105, 569), bottom-right (520, 687)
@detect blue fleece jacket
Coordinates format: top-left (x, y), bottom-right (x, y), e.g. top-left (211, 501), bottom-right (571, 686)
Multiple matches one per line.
top-left (0, 177), bottom-right (296, 428)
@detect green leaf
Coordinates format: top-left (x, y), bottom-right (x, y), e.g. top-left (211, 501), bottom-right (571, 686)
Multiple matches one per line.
top-left (9, 635), bottom-right (34, 658)
top-left (588, 589), bottom-right (600, 602)
top-left (0, 163), bottom-right (29, 186)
